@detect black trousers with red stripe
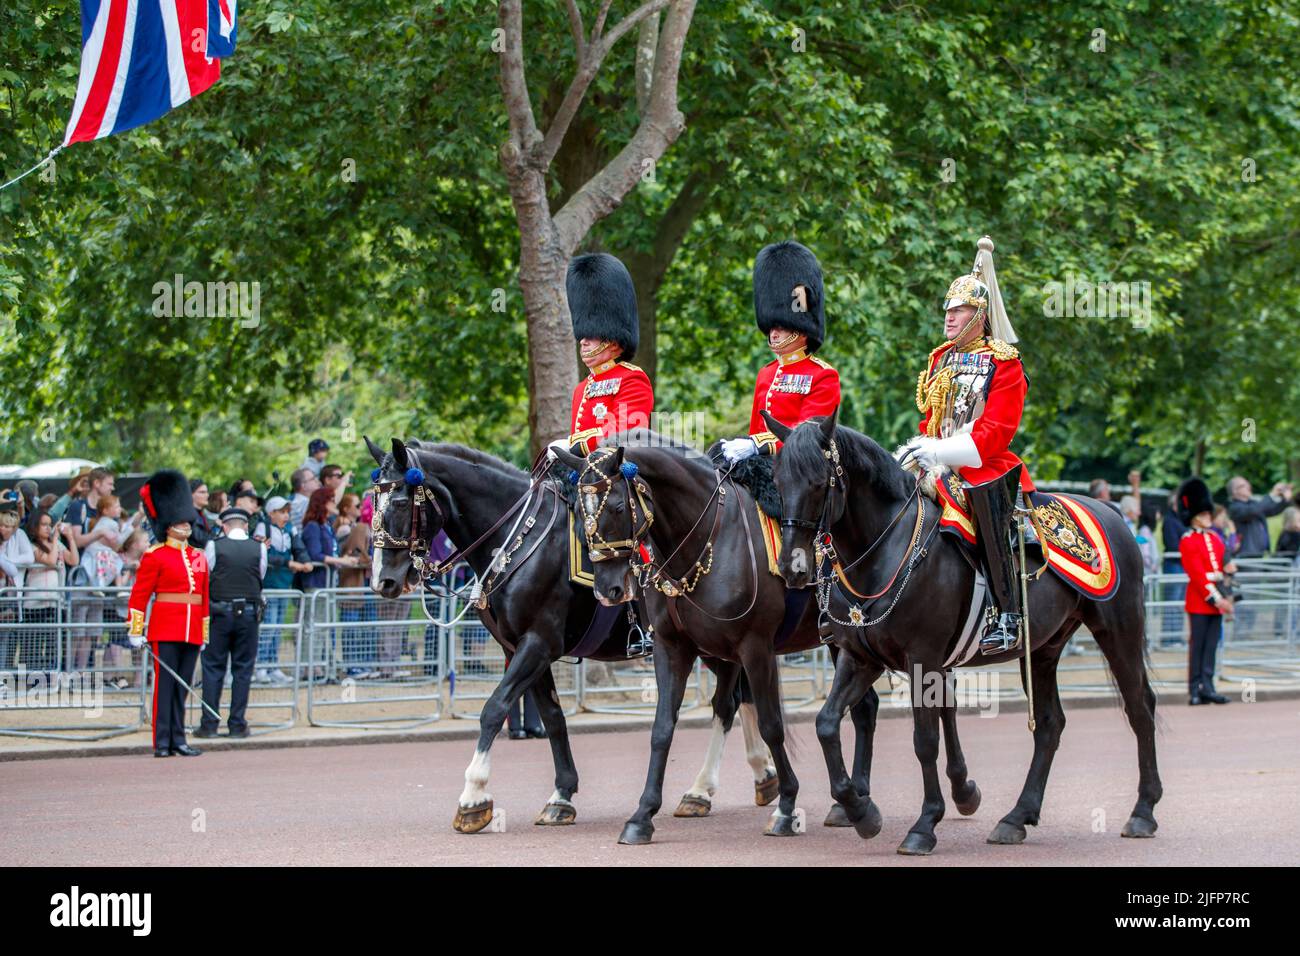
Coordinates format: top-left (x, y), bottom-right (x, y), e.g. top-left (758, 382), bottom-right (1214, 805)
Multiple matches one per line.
top-left (151, 641), bottom-right (201, 751)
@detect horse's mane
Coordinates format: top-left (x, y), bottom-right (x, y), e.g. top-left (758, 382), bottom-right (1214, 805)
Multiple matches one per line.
top-left (376, 439), bottom-right (527, 527)
top-left (599, 428), bottom-right (713, 477)
top-left (599, 428), bottom-right (699, 454)
top-left (378, 440), bottom-right (525, 481)
top-left (783, 422), bottom-right (911, 502)
top-left (423, 442), bottom-right (527, 479)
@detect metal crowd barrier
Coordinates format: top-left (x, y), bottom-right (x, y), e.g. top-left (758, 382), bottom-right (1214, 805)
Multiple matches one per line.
top-left (182, 588), bottom-right (304, 735)
top-left (5, 561), bottom-right (1298, 741)
top-left (0, 584), bottom-right (148, 740)
top-left (579, 656), bottom-right (704, 716)
top-left (304, 587), bottom-right (444, 729)
top-left (444, 610), bottom-right (582, 721)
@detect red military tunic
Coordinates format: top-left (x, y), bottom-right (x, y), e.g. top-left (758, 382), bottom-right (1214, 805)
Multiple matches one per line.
top-left (917, 337), bottom-right (1034, 492)
top-left (1179, 528), bottom-right (1228, 615)
top-left (568, 359), bottom-right (654, 454)
top-left (748, 348), bottom-right (841, 453)
top-left (127, 539), bottom-right (210, 645)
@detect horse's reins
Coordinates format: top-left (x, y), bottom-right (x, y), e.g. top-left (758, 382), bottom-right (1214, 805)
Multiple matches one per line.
top-left (372, 448), bottom-right (561, 615)
top-left (423, 448), bottom-right (557, 578)
top-left (575, 449), bottom-right (761, 625)
top-left (807, 437), bottom-right (936, 628)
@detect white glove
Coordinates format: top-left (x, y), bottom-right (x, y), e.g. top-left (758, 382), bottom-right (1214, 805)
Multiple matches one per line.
top-left (910, 434), bottom-right (982, 471)
top-left (545, 438), bottom-right (569, 462)
top-left (721, 438), bottom-right (759, 464)
top-left (898, 436), bottom-right (934, 470)
top-left (128, 634), bottom-right (145, 649)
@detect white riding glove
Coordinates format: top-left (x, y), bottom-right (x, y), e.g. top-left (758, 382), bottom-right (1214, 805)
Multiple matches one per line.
top-left (909, 434), bottom-right (982, 472)
top-left (545, 438), bottom-right (570, 462)
top-left (128, 633), bottom-right (145, 649)
top-left (721, 437), bottom-right (759, 464)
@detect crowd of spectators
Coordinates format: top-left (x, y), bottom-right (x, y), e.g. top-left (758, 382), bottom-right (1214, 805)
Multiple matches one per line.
top-left (1087, 470), bottom-right (1298, 567)
top-left (1091, 471), bottom-right (1298, 656)
top-left (0, 439), bottom-right (399, 689)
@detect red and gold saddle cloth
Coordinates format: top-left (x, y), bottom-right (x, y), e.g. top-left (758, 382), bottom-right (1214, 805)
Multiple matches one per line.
top-left (935, 475), bottom-right (1119, 601)
top-left (756, 506), bottom-right (783, 577)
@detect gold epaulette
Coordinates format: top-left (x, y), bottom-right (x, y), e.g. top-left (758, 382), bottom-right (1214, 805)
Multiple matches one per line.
top-left (985, 338), bottom-right (1019, 361)
top-left (145, 542), bottom-right (164, 553)
top-left (809, 355), bottom-right (835, 370)
top-left (617, 361), bottom-right (643, 373)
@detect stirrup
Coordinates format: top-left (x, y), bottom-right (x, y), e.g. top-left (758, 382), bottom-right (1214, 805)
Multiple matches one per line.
top-left (978, 612), bottom-right (1022, 656)
top-left (625, 607), bottom-right (654, 658)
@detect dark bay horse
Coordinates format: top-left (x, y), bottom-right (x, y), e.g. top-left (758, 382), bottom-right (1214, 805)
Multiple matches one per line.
top-left (553, 431), bottom-right (980, 845)
top-left (365, 437), bottom-right (775, 833)
top-left (764, 410), bottom-right (1161, 855)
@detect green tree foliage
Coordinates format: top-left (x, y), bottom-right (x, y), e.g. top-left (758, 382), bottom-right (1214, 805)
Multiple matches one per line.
top-left (2, 1), bottom-right (1296, 491)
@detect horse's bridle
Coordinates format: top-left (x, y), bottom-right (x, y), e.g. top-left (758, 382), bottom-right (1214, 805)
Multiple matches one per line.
top-left (780, 436), bottom-right (847, 540)
top-left (370, 473), bottom-right (444, 574)
top-left (574, 447), bottom-right (655, 563)
top-left (576, 447), bottom-right (763, 623)
top-left (791, 437), bottom-right (934, 632)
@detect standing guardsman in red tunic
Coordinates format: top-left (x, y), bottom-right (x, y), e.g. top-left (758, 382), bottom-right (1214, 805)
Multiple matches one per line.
top-left (127, 469), bottom-right (210, 757)
top-left (720, 240), bottom-right (841, 464)
top-left (903, 236), bottom-right (1033, 655)
top-left (550, 252), bottom-right (654, 457)
top-left (1175, 477), bottom-right (1235, 706)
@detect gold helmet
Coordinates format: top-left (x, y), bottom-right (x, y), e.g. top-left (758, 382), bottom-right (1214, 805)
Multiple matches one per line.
top-left (943, 236), bottom-right (1017, 344)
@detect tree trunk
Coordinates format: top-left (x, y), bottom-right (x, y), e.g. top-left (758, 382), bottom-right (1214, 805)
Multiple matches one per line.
top-left (499, 146), bottom-right (576, 459)
top-left (1193, 437), bottom-right (1207, 476)
top-left (497, 0), bottom-right (697, 456)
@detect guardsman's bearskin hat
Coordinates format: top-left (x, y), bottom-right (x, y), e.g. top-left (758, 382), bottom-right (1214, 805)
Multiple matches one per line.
top-left (140, 469), bottom-right (199, 537)
top-left (567, 253), bottom-right (639, 362)
top-left (1174, 476), bottom-right (1214, 525)
top-left (753, 240), bottom-right (825, 353)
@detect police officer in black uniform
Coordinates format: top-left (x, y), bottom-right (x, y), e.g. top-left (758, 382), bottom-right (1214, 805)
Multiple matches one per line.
top-left (196, 507), bottom-right (266, 739)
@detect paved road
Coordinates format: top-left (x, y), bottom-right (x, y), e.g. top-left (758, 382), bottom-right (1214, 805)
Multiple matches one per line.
top-left (3, 698), bottom-right (1296, 866)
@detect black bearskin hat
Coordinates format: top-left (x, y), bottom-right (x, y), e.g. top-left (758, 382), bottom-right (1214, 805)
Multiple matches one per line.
top-left (753, 240), bottom-right (826, 352)
top-left (566, 253), bottom-right (639, 361)
top-left (140, 469), bottom-right (199, 537)
top-left (1174, 477), bottom-right (1214, 525)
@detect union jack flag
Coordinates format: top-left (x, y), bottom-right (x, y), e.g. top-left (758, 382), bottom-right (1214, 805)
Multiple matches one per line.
top-left (64, 0), bottom-right (239, 146)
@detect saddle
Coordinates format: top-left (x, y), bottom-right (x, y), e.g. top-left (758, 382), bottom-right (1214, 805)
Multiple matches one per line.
top-left (905, 460), bottom-right (1121, 602)
top-left (705, 445), bottom-right (784, 578)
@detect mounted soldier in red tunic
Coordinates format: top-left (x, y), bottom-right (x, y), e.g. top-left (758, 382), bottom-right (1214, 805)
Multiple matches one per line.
top-left (553, 252), bottom-right (653, 457)
top-left (902, 236), bottom-right (1033, 655)
top-left (721, 240), bottom-right (841, 465)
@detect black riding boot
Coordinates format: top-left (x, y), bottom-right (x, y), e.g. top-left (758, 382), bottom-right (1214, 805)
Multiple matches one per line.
top-left (967, 468), bottom-right (1024, 656)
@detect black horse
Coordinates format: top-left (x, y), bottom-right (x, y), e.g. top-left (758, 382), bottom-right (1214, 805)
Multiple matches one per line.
top-left (553, 431), bottom-right (980, 845)
top-left (365, 436), bottom-right (780, 833)
top-left (765, 410), bottom-right (1161, 854)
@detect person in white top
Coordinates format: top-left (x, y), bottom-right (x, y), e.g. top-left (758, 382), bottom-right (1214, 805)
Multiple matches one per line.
top-left (72, 495), bottom-right (140, 672)
top-left (1, 505), bottom-right (36, 674)
top-left (24, 510), bottom-right (80, 678)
